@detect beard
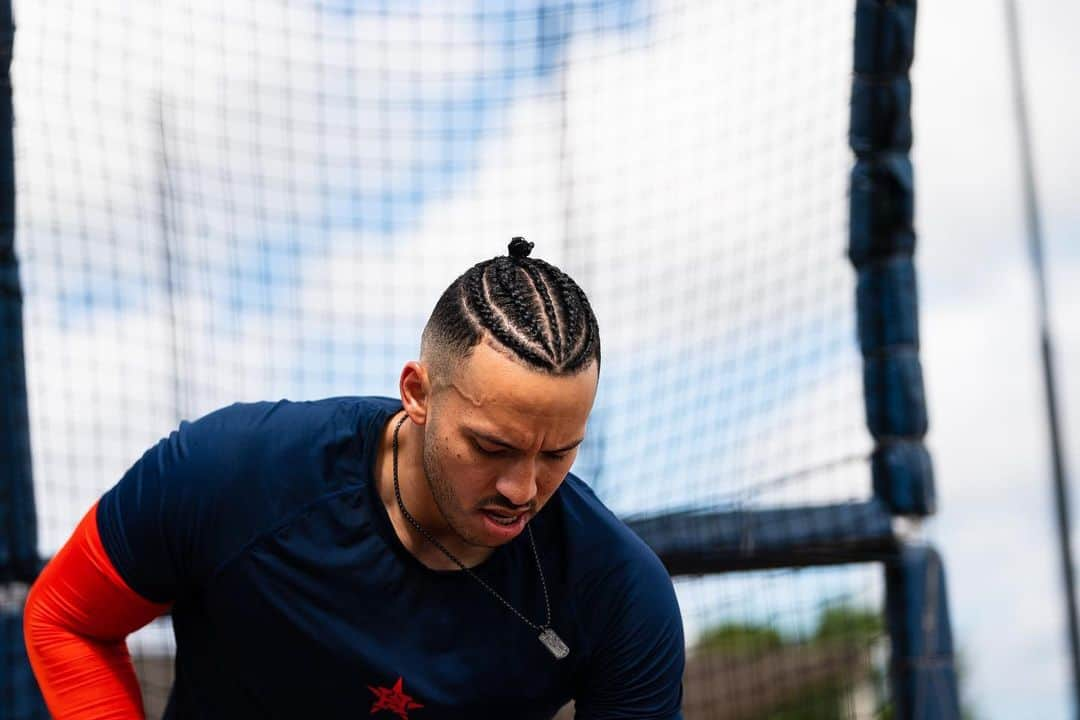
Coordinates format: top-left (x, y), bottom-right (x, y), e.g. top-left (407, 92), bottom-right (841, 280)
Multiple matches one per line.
top-left (420, 421), bottom-right (498, 549)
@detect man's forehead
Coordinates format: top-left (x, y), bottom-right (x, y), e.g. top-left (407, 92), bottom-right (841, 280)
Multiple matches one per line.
top-left (441, 343), bottom-right (597, 426)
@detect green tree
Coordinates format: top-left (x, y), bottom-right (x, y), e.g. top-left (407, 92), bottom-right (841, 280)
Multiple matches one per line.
top-left (697, 622), bottom-right (784, 656)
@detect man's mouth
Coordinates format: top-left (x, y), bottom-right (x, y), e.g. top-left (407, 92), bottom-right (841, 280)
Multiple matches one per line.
top-left (481, 508), bottom-right (528, 526)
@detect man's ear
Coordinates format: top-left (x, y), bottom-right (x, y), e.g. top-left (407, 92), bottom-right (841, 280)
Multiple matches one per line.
top-left (399, 360), bottom-right (431, 426)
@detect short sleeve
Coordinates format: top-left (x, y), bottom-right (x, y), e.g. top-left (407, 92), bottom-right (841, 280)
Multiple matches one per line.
top-left (574, 542), bottom-right (685, 719)
top-left (96, 403), bottom-right (276, 603)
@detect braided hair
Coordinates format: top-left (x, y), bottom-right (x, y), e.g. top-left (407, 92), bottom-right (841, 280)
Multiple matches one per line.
top-left (422, 237), bottom-right (601, 379)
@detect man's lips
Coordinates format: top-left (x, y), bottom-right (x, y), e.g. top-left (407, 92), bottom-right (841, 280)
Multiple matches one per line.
top-left (480, 508), bottom-right (528, 519)
top-left (480, 508), bottom-right (530, 532)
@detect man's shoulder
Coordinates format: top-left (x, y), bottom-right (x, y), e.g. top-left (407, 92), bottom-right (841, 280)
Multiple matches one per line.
top-left (555, 475), bottom-right (667, 578)
top-left (198, 395), bottom-right (397, 438)
top-left (554, 475), bottom-right (684, 691)
top-left (191, 395), bottom-right (397, 461)
top-left (97, 396), bottom-right (402, 598)
top-left (170, 395), bottom-right (400, 509)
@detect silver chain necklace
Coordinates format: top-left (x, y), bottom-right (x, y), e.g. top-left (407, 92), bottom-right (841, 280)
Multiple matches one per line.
top-left (391, 414), bottom-right (569, 660)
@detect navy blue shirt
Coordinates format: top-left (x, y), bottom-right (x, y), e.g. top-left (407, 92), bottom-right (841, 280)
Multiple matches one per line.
top-left (97, 397), bottom-right (684, 719)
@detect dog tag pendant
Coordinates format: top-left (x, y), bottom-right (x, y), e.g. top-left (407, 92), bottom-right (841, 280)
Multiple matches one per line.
top-left (539, 628), bottom-right (570, 659)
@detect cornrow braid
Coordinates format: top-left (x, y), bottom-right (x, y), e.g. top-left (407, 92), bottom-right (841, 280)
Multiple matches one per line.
top-left (492, 261), bottom-right (553, 358)
top-left (423, 237), bottom-right (601, 377)
top-left (520, 262), bottom-right (564, 359)
top-left (462, 262), bottom-right (551, 370)
top-left (549, 265), bottom-right (599, 371)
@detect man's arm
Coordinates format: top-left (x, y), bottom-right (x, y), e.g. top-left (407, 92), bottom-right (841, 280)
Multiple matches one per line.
top-left (23, 501), bottom-right (172, 719)
top-left (24, 400), bottom-right (324, 717)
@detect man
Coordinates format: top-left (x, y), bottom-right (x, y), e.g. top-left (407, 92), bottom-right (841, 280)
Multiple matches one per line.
top-left (24, 238), bottom-right (685, 719)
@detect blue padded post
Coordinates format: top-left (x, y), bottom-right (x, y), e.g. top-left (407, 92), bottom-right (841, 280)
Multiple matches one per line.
top-left (885, 545), bottom-right (961, 720)
top-left (0, 0), bottom-right (39, 583)
top-left (1, 586), bottom-right (48, 719)
top-left (0, 1), bottom-right (46, 713)
top-left (850, 0), bottom-right (934, 516)
top-left (628, 499), bottom-right (898, 575)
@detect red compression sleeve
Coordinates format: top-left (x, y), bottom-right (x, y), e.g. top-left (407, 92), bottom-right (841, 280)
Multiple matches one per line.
top-left (23, 501), bottom-right (173, 719)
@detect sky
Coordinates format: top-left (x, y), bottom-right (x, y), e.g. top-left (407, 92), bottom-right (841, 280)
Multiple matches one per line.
top-left (9, 0), bottom-right (1080, 717)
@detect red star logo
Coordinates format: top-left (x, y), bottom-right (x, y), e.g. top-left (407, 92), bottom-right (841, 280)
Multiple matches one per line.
top-left (368, 676), bottom-right (424, 719)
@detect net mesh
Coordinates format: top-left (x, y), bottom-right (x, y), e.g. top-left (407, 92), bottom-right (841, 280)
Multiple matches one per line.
top-left (12, 1), bottom-right (886, 716)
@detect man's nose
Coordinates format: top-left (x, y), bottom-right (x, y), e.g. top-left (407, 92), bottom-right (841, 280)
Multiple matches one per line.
top-left (495, 458), bottom-right (538, 507)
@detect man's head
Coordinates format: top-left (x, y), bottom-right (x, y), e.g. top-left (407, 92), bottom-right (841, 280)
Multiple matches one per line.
top-left (420, 237), bottom-right (600, 384)
top-left (398, 238), bottom-right (601, 548)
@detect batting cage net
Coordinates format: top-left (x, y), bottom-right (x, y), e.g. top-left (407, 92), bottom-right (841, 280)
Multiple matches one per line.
top-left (8, 1), bottom-right (896, 717)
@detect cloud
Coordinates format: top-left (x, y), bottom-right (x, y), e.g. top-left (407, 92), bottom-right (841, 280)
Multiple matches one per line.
top-left (920, 265), bottom-right (1078, 720)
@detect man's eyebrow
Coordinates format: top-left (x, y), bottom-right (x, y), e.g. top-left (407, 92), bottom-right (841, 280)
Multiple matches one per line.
top-left (549, 437), bottom-right (585, 453)
top-left (469, 429), bottom-right (584, 454)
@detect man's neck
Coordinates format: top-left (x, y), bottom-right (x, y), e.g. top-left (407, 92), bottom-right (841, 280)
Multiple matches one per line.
top-left (373, 411), bottom-right (494, 570)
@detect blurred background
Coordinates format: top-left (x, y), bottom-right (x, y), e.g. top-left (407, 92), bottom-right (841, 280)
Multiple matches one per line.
top-left (916, 2), bottom-right (1079, 718)
top-left (2, 1), bottom-right (1077, 718)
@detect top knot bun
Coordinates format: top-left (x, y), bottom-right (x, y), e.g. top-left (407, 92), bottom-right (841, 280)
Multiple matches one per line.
top-left (508, 237), bottom-right (534, 259)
